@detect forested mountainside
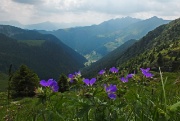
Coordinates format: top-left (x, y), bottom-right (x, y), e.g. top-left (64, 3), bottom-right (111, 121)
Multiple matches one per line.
top-left (0, 25), bottom-right (87, 79)
top-left (41, 16), bottom-right (170, 61)
top-left (82, 18), bottom-right (180, 77)
top-left (82, 39), bottom-right (137, 76)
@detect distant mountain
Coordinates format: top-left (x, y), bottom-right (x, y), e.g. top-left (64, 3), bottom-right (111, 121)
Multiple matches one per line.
top-left (82, 18), bottom-right (180, 77)
top-left (0, 21), bottom-right (91, 31)
top-left (0, 20), bottom-right (24, 28)
top-left (41, 16), bottom-right (170, 62)
top-left (25, 21), bottom-right (59, 31)
top-left (0, 25), bottom-right (87, 79)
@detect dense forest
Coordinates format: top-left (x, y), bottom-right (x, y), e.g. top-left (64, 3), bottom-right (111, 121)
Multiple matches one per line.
top-left (0, 25), bottom-right (86, 79)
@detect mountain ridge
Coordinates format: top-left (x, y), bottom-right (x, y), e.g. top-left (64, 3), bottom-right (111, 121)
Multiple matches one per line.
top-left (82, 18), bottom-right (180, 77)
top-left (41, 16), bottom-right (170, 63)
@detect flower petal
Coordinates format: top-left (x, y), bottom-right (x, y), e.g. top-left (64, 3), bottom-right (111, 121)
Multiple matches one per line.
top-left (108, 93), bottom-right (116, 99)
top-left (99, 69), bottom-right (105, 75)
top-left (40, 80), bottom-right (47, 87)
top-left (120, 77), bottom-right (128, 83)
top-left (83, 79), bottom-right (90, 86)
top-left (90, 78), bottom-right (96, 86)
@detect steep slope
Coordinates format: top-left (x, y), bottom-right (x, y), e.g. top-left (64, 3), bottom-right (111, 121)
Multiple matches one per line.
top-left (0, 25), bottom-right (87, 79)
top-left (42, 17), bottom-right (170, 62)
top-left (82, 39), bottom-right (137, 77)
top-left (82, 18), bottom-right (180, 77)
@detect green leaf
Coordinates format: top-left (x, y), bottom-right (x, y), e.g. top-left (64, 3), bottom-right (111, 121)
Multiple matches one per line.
top-left (169, 101), bottom-right (180, 112)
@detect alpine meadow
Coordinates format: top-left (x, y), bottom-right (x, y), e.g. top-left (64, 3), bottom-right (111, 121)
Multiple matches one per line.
top-left (0, 1), bottom-right (180, 120)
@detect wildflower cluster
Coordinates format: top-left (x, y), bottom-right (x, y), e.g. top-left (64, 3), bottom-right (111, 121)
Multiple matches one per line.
top-left (68, 71), bottom-right (81, 83)
top-left (104, 84), bottom-right (117, 99)
top-left (109, 67), bottom-right (118, 73)
top-left (120, 73), bottom-right (134, 83)
top-left (140, 68), bottom-right (153, 78)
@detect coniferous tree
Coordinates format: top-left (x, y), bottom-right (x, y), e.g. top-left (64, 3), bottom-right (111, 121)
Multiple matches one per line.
top-left (10, 64), bottom-right (39, 97)
top-left (58, 74), bottom-right (69, 93)
top-left (157, 53), bottom-right (164, 67)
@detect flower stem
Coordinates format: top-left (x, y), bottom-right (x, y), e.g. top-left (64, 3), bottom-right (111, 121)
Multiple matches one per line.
top-left (159, 67), bottom-right (167, 112)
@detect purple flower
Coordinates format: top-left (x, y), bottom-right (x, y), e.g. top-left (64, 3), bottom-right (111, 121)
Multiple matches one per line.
top-left (75, 71), bottom-right (81, 76)
top-left (105, 84), bottom-right (117, 99)
top-left (105, 84), bottom-right (117, 93)
top-left (120, 77), bottom-right (128, 83)
top-left (126, 73), bottom-right (134, 78)
top-left (109, 67), bottom-right (118, 73)
top-left (68, 74), bottom-right (75, 83)
top-left (83, 78), bottom-right (96, 86)
top-left (108, 93), bottom-right (117, 99)
top-left (140, 68), bottom-right (153, 78)
top-left (99, 69), bottom-right (105, 75)
top-left (140, 68), bottom-right (150, 72)
top-left (68, 74), bottom-right (75, 79)
top-left (120, 73), bottom-right (134, 83)
top-left (40, 79), bottom-right (59, 92)
top-left (40, 80), bottom-right (48, 87)
top-left (68, 71), bottom-right (81, 83)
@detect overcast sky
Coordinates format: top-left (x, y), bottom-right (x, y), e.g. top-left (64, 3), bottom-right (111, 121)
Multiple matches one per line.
top-left (0, 0), bottom-right (180, 26)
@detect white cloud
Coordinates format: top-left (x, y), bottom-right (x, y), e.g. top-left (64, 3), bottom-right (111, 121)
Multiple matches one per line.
top-left (0, 0), bottom-right (179, 25)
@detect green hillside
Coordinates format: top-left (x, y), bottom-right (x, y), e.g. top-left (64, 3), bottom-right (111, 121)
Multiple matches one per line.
top-left (17, 40), bottom-right (45, 46)
top-left (82, 18), bottom-right (180, 77)
top-left (0, 25), bottom-right (87, 79)
top-left (42, 17), bottom-right (170, 62)
top-left (82, 39), bottom-right (137, 77)
top-left (0, 73), bottom-right (8, 92)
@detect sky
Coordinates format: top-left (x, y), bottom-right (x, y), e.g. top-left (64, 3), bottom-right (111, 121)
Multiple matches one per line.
top-left (0, 0), bottom-right (180, 26)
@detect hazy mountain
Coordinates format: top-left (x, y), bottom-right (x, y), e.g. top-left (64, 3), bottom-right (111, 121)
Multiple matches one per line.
top-left (0, 20), bottom-right (24, 28)
top-left (0, 20), bottom-right (92, 31)
top-left (25, 21), bottom-right (59, 31)
top-left (82, 18), bottom-right (180, 77)
top-left (0, 25), bottom-right (87, 79)
top-left (41, 16), bottom-right (170, 62)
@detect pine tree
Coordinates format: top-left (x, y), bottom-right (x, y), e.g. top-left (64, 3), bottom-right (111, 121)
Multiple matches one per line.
top-left (10, 64), bottom-right (39, 97)
top-left (58, 74), bottom-right (69, 93)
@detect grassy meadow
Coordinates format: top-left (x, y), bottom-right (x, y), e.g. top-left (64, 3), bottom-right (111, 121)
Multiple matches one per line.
top-left (0, 69), bottom-right (180, 121)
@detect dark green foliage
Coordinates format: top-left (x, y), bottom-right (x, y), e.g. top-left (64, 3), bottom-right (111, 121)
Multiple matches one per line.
top-left (157, 53), bottom-right (164, 66)
top-left (58, 74), bottom-right (69, 93)
top-left (0, 25), bottom-right (86, 79)
top-left (10, 64), bottom-right (39, 97)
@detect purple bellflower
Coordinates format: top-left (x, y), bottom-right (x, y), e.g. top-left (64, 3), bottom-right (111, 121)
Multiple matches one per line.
top-left (109, 67), bottom-right (118, 73)
top-left (83, 78), bottom-right (96, 86)
top-left (120, 73), bottom-right (134, 83)
top-left (75, 71), bottom-right (81, 76)
top-left (68, 74), bottom-right (75, 83)
top-left (140, 68), bottom-right (153, 78)
top-left (68, 71), bottom-right (81, 83)
top-left (126, 73), bottom-right (134, 78)
top-left (40, 79), bottom-right (59, 92)
top-left (99, 69), bottom-right (105, 75)
top-left (120, 77), bottom-right (128, 83)
top-left (104, 84), bottom-right (117, 99)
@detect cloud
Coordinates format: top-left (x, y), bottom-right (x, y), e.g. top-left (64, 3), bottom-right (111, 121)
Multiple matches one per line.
top-left (0, 0), bottom-right (179, 25)
top-left (12, 0), bottom-right (42, 5)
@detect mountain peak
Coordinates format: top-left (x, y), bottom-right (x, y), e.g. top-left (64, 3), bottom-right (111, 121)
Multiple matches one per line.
top-left (148, 16), bottom-right (163, 20)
